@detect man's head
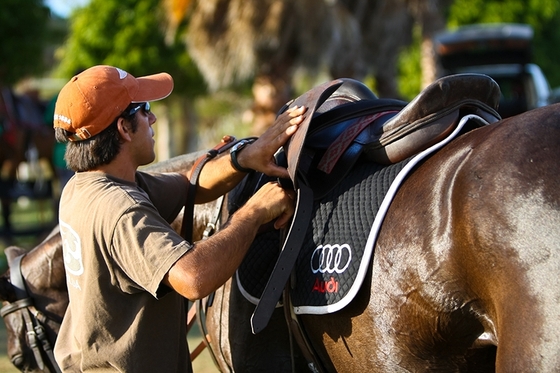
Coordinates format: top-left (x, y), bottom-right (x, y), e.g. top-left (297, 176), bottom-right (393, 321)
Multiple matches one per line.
top-left (53, 66), bottom-right (173, 172)
top-left (54, 65), bottom-right (173, 141)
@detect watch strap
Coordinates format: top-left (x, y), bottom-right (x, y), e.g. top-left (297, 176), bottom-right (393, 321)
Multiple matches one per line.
top-left (230, 138), bottom-right (257, 173)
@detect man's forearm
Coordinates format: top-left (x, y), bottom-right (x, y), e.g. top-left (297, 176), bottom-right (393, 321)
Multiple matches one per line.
top-left (165, 202), bottom-right (266, 299)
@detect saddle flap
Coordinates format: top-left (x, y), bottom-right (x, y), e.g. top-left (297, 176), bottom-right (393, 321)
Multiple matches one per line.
top-left (284, 79), bottom-right (344, 185)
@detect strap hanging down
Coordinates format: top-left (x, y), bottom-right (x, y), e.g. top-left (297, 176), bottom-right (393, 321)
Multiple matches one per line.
top-left (1, 255), bottom-right (62, 373)
top-left (251, 79), bottom-right (344, 334)
top-left (180, 135), bottom-right (237, 242)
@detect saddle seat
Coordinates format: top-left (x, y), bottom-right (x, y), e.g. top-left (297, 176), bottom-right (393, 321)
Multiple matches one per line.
top-left (285, 74), bottom-right (501, 198)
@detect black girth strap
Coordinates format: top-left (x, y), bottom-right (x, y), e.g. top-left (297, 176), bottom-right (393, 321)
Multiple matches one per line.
top-left (251, 79), bottom-right (344, 334)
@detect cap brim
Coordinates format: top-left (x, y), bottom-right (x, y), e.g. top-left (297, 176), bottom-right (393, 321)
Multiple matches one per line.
top-left (131, 72), bottom-right (174, 103)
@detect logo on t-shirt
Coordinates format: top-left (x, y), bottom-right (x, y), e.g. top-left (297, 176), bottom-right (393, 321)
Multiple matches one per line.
top-left (60, 220), bottom-right (84, 290)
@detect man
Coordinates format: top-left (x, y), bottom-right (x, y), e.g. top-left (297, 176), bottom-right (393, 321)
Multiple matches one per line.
top-left (52, 65), bottom-right (305, 372)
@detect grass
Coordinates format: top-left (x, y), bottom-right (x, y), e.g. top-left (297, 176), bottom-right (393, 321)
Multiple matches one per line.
top-left (0, 198), bottom-right (219, 372)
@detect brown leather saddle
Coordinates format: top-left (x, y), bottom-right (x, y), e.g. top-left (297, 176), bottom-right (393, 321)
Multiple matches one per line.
top-left (251, 74), bottom-right (502, 333)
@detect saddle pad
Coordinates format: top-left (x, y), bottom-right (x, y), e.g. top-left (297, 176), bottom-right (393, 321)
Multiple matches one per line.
top-left (290, 159), bottom-right (408, 308)
top-left (236, 159), bottom-right (408, 305)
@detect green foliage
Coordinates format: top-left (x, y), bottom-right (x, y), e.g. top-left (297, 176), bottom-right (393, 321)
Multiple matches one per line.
top-left (57, 0), bottom-right (206, 96)
top-left (533, 10), bottom-right (560, 87)
top-left (398, 26), bottom-right (423, 101)
top-left (446, 0), bottom-right (560, 87)
top-left (0, 0), bottom-right (51, 85)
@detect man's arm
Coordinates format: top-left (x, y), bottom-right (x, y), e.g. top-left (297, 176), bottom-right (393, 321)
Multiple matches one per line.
top-left (191, 105), bottom-right (307, 204)
top-left (163, 181), bottom-right (295, 299)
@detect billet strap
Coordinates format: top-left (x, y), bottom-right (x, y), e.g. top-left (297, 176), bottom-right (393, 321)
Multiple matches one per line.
top-left (180, 135), bottom-right (237, 242)
top-left (283, 288), bottom-right (325, 373)
top-left (251, 80), bottom-right (344, 334)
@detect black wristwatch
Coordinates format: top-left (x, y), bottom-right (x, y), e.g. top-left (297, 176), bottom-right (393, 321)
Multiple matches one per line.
top-left (230, 139), bottom-right (255, 173)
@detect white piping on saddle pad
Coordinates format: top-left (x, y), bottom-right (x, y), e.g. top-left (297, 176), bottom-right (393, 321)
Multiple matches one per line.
top-left (295, 114), bottom-right (490, 315)
top-left (238, 278), bottom-right (265, 306)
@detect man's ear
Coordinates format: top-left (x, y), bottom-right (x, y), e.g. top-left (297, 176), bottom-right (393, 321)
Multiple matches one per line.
top-left (117, 118), bottom-right (132, 142)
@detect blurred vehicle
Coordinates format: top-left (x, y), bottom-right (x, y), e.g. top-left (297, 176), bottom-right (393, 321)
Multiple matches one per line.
top-left (434, 23), bottom-right (552, 118)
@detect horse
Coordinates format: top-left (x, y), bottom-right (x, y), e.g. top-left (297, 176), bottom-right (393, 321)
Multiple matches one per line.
top-left (0, 87), bottom-right (57, 243)
top-left (200, 80), bottom-right (560, 372)
top-left (0, 149), bottom-right (250, 372)
top-left (5, 76), bottom-right (560, 372)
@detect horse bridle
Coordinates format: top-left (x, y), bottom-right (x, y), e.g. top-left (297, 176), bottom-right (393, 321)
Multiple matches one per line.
top-left (0, 254), bottom-right (62, 373)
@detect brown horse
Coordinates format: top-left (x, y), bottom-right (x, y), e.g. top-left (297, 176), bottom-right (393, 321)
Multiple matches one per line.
top-left (203, 102), bottom-right (560, 372)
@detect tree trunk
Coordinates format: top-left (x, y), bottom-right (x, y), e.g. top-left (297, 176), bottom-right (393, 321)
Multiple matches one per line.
top-left (249, 74), bottom-right (292, 136)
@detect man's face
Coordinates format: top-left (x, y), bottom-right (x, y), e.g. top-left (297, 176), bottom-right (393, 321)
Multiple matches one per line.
top-left (128, 103), bottom-right (157, 166)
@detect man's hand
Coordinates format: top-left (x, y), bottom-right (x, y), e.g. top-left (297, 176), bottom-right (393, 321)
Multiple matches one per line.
top-left (242, 181), bottom-right (296, 229)
top-left (166, 180), bottom-right (296, 299)
top-left (236, 105), bottom-right (307, 179)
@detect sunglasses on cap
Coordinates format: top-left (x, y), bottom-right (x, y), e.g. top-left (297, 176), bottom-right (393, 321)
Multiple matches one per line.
top-left (124, 102), bottom-right (151, 117)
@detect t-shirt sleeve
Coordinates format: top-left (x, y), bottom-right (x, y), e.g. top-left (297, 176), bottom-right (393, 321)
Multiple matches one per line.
top-left (109, 201), bottom-right (192, 298)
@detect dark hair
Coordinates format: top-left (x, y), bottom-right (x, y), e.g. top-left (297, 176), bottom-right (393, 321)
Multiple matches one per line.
top-left (56, 107), bottom-right (140, 172)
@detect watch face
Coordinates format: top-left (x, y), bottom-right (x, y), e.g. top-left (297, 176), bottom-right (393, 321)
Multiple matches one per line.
top-left (233, 140), bottom-right (247, 152)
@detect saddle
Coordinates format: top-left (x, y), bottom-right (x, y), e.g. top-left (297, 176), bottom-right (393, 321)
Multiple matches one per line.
top-left (250, 73), bottom-right (501, 333)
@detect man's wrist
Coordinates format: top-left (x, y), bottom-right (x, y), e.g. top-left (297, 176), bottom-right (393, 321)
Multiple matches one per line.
top-left (230, 138), bottom-right (256, 173)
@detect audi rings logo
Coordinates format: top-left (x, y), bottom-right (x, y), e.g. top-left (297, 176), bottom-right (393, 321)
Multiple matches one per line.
top-left (310, 244), bottom-right (352, 274)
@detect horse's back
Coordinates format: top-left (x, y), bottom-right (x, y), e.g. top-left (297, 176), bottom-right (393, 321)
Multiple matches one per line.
top-left (457, 104), bottom-right (560, 371)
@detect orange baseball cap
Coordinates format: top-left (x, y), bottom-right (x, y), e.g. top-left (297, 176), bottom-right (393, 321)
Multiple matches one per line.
top-left (53, 65), bottom-right (174, 141)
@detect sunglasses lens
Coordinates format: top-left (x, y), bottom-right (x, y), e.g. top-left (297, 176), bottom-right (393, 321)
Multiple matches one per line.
top-left (126, 102), bottom-right (150, 116)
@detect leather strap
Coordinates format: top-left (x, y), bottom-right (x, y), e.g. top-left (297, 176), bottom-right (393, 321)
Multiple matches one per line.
top-left (283, 287), bottom-right (325, 373)
top-left (251, 79), bottom-right (344, 334)
top-left (251, 184), bottom-right (314, 333)
top-left (180, 135), bottom-right (237, 242)
top-left (317, 111), bottom-right (397, 173)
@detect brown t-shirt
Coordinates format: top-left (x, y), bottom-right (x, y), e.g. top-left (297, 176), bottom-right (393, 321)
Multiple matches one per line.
top-left (54, 170), bottom-right (193, 372)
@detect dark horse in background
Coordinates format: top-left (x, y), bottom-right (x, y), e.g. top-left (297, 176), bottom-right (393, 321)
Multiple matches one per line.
top-left (0, 87), bottom-right (56, 243)
top-left (2, 76), bottom-right (560, 372)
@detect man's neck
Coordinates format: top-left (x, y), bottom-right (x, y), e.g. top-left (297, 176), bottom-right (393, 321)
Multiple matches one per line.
top-left (92, 154), bottom-right (138, 183)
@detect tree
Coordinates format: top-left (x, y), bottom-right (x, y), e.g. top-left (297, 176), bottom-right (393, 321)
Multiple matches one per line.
top-left (0, 0), bottom-right (51, 85)
top-left (446, 0), bottom-right (560, 87)
top-left (178, 0), bottom-right (445, 135)
top-left (57, 0), bottom-right (207, 157)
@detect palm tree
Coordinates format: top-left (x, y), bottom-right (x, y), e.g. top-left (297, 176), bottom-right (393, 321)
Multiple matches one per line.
top-left (165, 0), bottom-right (449, 134)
